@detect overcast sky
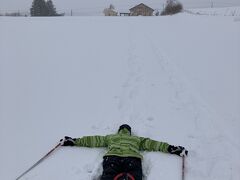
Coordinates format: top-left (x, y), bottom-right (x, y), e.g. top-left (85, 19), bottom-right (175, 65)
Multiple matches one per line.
top-left (1, 0), bottom-right (240, 13)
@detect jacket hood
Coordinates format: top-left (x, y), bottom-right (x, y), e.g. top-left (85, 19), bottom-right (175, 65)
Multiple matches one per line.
top-left (118, 128), bottom-right (131, 135)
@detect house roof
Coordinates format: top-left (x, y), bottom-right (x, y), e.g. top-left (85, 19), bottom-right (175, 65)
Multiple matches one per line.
top-left (129, 3), bottom-right (154, 12)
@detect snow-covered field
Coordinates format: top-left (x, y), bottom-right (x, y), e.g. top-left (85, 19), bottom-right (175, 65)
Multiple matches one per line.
top-left (189, 6), bottom-right (240, 16)
top-left (0, 11), bottom-right (240, 180)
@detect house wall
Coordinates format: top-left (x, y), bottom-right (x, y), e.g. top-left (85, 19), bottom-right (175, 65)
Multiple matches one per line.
top-left (130, 4), bottom-right (153, 16)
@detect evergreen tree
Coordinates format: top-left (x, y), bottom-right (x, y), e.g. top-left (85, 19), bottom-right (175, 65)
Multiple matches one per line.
top-left (46, 0), bottom-right (57, 16)
top-left (30, 0), bottom-right (48, 16)
top-left (30, 0), bottom-right (60, 16)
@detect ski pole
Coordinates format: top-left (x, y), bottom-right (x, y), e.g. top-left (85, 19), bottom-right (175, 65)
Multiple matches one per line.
top-left (16, 142), bottom-right (61, 180)
top-left (182, 156), bottom-right (185, 180)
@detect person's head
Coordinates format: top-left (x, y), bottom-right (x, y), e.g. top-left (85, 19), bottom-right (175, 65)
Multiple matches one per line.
top-left (118, 124), bottom-right (131, 135)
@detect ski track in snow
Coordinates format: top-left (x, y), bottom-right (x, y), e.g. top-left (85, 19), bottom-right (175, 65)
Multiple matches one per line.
top-left (145, 35), bottom-right (239, 180)
top-left (147, 37), bottom-right (238, 180)
top-left (116, 23), bottom-right (192, 179)
top-left (118, 24), bottom-right (144, 124)
top-left (114, 23), bottom-right (239, 180)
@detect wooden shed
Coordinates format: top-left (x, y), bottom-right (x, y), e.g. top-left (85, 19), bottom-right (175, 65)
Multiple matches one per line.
top-left (129, 3), bottom-right (154, 16)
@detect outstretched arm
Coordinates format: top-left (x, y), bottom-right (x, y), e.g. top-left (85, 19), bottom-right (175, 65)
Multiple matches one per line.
top-left (139, 137), bottom-right (188, 156)
top-left (60, 136), bottom-right (108, 148)
top-left (139, 137), bottom-right (169, 152)
top-left (75, 136), bottom-right (108, 147)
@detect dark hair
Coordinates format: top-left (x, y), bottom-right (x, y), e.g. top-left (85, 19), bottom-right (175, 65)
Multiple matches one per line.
top-left (118, 124), bottom-right (131, 134)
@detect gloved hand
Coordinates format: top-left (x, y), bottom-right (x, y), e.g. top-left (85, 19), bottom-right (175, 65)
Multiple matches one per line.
top-left (60, 136), bottom-right (76, 146)
top-left (168, 145), bottom-right (188, 157)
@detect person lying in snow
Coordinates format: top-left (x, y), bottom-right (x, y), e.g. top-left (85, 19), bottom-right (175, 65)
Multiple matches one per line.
top-left (60, 124), bottom-right (188, 180)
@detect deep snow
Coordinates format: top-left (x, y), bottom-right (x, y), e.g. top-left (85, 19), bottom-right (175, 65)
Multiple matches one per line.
top-left (0, 12), bottom-right (240, 180)
top-left (189, 6), bottom-right (240, 16)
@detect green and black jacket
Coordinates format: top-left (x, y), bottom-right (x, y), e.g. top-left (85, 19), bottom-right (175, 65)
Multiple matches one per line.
top-left (74, 128), bottom-right (170, 159)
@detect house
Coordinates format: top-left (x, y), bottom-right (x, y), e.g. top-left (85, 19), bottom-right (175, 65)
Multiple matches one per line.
top-left (129, 3), bottom-right (154, 16)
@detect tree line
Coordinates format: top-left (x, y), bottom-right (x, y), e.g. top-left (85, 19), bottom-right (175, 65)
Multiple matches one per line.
top-left (30, 0), bottom-right (182, 17)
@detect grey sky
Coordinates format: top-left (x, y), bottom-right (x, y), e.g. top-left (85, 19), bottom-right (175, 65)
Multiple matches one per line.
top-left (1, 0), bottom-right (240, 13)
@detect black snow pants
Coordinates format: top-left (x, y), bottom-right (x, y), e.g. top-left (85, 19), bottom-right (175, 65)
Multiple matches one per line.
top-left (101, 155), bottom-right (142, 180)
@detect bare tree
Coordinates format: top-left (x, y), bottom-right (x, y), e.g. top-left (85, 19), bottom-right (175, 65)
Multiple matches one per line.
top-left (109, 4), bottom-right (115, 10)
top-left (161, 0), bottom-right (183, 15)
top-left (103, 4), bottom-right (117, 16)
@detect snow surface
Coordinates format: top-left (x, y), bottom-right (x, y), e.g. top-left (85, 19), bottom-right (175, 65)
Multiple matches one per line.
top-left (189, 6), bottom-right (240, 16)
top-left (0, 12), bottom-right (240, 180)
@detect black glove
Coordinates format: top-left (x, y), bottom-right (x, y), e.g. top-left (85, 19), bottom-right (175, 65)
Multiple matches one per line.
top-left (168, 145), bottom-right (188, 157)
top-left (60, 136), bottom-right (76, 146)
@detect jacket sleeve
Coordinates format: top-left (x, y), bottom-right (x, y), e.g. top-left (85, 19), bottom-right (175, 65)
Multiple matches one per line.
top-left (74, 136), bottom-right (108, 148)
top-left (139, 137), bottom-right (170, 153)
